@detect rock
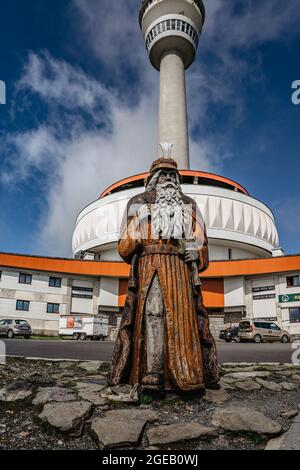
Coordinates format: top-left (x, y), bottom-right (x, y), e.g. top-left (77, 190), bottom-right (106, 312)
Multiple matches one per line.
top-left (265, 434), bottom-right (287, 450)
top-left (101, 384), bottom-right (139, 403)
top-left (220, 367), bottom-right (256, 374)
top-left (90, 409), bottom-right (158, 449)
top-left (280, 410), bottom-right (299, 419)
top-left (280, 382), bottom-right (297, 391)
top-left (203, 389), bottom-right (230, 403)
top-left (212, 434), bottom-right (229, 449)
top-left (219, 378), bottom-right (235, 390)
top-left (59, 362), bottom-right (76, 369)
top-left (111, 385), bottom-right (133, 395)
top-left (291, 375), bottom-right (300, 384)
top-left (212, 408), bottom-right (282, 436)
top-left (256, 379), bottom-right (282, 391)
top-left (76, 382), bottom-right (105, 393)
top-left (0, 382), bottom-right (32, 402)
top-left (221, 363), bottom-right (256, 368)
top-left (39, 401), bottom-right (92, 435)
top-left (235, 380), bottom-right (261, 391)
top-left (224, 371), bottom-right (271, 381)
top-left (77, 390), bottom-right (108, 406)
top-left (257, 363), bottom-right (281, 367)
top-left (106, 409), bottom-right (158, 423)
top-left (32, 387), bottom-right (78, 405)
top-left (147, 423), bottom-right (215, 445)
top-left (185, 405), bottom-right (194, 412)
top-left (77, 361), bottom-right (102, 373)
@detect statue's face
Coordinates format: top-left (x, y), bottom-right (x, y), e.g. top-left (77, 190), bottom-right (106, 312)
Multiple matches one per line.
top-left (157, 170), bottom-right (177, 186)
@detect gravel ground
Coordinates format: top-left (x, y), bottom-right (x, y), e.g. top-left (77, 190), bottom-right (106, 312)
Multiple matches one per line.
top-left (0, 358), bottom-right (299, 450)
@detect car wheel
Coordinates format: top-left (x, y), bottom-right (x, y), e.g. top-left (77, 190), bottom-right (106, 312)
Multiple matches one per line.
top-left (7, 330), bottom-right (14, 339)
top-left (73, 333), bottom-right (80, 341)
top-left (225, 339), bottom-right (230, 343)
top-left (281, 335), bottom-right (289, 344)
top-left (80, 333), bottom-right (87, 341)
top-left (234, 337), bottom-right (241, 343)
top-left (253, 334), bottom-right (262, 344)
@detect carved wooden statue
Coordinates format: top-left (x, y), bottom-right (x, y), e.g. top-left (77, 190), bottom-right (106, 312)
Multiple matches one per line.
top-left (108, 157), bottom-right (219, 392)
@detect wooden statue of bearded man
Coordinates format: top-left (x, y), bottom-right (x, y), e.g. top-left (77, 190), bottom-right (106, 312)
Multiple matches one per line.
top-left (108, 157), bottom-right (220, 392)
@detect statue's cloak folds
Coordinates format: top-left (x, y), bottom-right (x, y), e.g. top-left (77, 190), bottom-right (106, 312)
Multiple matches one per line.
top-left (107, 190), bottom-right (219, 391)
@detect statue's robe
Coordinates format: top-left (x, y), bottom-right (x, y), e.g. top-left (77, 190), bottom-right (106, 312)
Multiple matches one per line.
top-left (108, 190), bottom-right (219, 391)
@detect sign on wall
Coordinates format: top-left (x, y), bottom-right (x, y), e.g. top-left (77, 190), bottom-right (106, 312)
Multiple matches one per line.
top-left (279, 294), bottom-right (300, 303)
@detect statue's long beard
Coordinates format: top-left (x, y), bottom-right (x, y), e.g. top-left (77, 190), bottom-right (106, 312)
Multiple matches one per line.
top-left (152, 182), bottom-right (186, 240)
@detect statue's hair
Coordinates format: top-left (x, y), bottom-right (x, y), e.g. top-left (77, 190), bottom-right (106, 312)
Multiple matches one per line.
top-left (146, 170), bottom-right (162, 192)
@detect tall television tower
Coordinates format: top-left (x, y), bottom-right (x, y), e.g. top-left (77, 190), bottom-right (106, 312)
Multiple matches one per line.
top-left (139, 0), bottom-right (205, 169)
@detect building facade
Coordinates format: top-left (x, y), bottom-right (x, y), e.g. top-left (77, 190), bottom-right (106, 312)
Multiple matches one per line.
top-left (1, 251), bottom-right (300, 338)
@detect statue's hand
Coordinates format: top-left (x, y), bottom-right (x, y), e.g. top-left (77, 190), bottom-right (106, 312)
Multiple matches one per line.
top-left (184, 250), bottom-right (199, 263)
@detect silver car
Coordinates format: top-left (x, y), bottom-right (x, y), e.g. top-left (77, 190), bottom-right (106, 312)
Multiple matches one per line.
top-left (0, 319), bottom-right (32, 339)
top-left (239, 320), bottom-right (290, 343)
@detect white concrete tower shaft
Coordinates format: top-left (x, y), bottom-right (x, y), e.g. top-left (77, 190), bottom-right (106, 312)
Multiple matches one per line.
top-left (140, 0), bottom-right (205, 170)
top-left (159, 51), bottom-right (189, 169)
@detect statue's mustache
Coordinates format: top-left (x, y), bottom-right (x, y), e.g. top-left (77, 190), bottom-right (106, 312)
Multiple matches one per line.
top-left (157, 181), bottom-right (178, 190)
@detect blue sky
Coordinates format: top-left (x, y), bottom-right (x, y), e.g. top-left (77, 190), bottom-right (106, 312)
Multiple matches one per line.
top-left (0, 0), bottom-right (300, 257)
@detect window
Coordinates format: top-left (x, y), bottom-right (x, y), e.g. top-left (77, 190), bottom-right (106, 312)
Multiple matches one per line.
top-left (228, 249), bottom-right (232, 260)
top-left (289, 308), bottom-right (300, 323)
top-left (15, 320), bottom-right (29, 326)
top-left (0, 271), bottom-right (2, 280)
top-left (19, 273), bottom-right (32, 285)
top-left (287, 275), bottom-right (300, 287)
top-left (72, 286), bottom-right (93, 293)
top-left (16, 300), bottom-right (30, 311)
top-left (240, 321), bottom-right (251, 332)
top-left (49, 277), bottom-right (62, 288)
top-left (270, 323), bottom-right (280, 330)
top-left (72, 293), bottom-right (93, 300)
top-left (47, 303), bottom-right (60, 314)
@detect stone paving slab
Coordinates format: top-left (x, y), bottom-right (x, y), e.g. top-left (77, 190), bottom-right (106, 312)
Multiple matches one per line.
top-left (147, 423), bottom-right (216, 445)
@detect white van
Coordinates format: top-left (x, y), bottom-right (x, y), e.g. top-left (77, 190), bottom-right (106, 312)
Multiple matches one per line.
top-left (59, 315), bottom-right (109, 341)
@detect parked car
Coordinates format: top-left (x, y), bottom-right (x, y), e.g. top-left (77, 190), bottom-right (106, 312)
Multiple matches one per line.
top-left (0, 319), bottom-right (32, 339)
top-left (219, 326), bottom-right (240, 343)
top-left (239, 320), bottom-right (290, 343)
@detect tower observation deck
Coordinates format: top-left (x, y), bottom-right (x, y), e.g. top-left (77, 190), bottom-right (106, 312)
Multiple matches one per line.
top-left (139, 0), bottom-right (205, 169)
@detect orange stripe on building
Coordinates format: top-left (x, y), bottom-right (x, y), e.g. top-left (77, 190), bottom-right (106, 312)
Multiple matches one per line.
top-left (1, 252), bottom-right (300, 280)
top-left (0, 252), bottom-right (130, 278)
top-left (205, 255), bottom-right (300, 278)
top-left (99, 171), bottom-right (249, 198)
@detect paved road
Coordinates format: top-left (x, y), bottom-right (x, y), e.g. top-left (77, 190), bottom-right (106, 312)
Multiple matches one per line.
top-left (1, 338), bottom-right (295, 363)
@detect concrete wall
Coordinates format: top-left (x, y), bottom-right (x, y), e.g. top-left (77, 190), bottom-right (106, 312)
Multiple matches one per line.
top-left (209, 315), bottom-right (225, 338)
top-left (99, 277), bottom-right (119, 309)
top-left (0, 268), bottom-right (101, 336)
top-left (224, 277), bottom-right (245, 308)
